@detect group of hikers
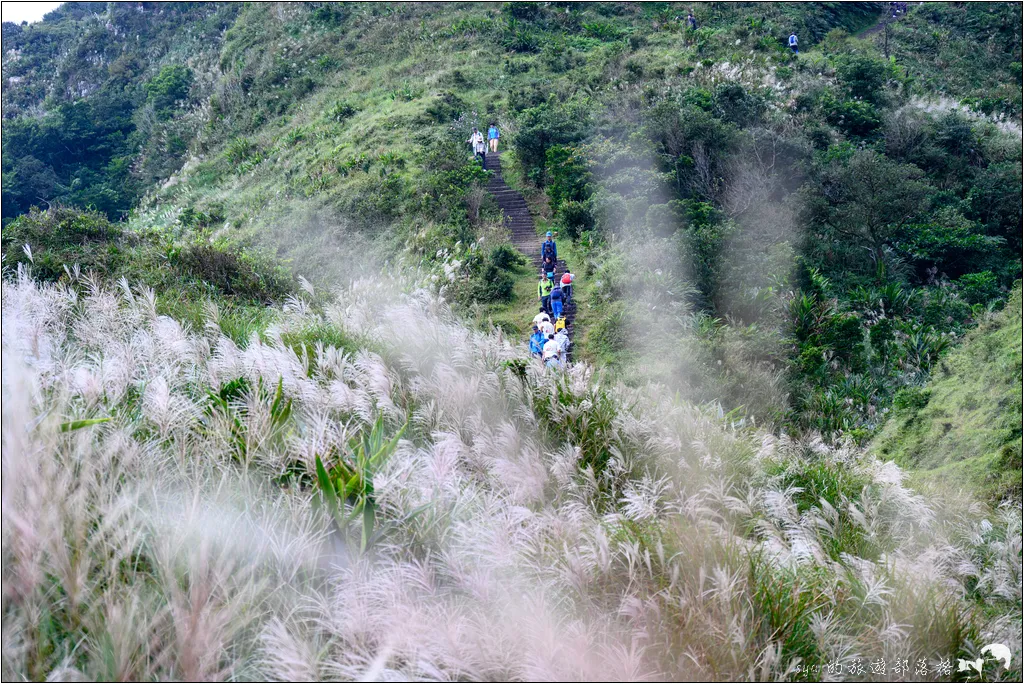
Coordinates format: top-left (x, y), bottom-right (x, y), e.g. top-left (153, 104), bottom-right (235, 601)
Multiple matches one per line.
top-left (889, 2), bottom-right (909, 17)
top-left (467, 123), bottom-right (500, 165)
top-left (464, 128), bottom-right (573, 369)
top-left (530, 232), bottom-right (575, 369)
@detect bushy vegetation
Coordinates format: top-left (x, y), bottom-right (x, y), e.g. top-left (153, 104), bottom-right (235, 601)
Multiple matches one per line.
top-left (508, 5), bottom-right (1021, 440)
top-left (2, 206), bottom-right (293, 303)
top-left (3, 274), bottom-right (1020, 681)
top-left (1, 3), bottom-right (241, 220)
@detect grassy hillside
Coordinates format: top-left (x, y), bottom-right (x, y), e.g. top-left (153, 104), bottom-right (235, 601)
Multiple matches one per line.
top-left (873, 283), bottom-right (1023, 502)
top-left (4, 2), bottom-right (1021, 439)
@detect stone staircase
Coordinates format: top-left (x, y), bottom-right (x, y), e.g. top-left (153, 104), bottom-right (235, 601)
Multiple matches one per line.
top-left (484, 151), bottom-right (576, 360)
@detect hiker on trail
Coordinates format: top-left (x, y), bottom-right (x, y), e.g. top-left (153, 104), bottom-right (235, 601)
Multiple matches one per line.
top-left (539, 316), bottom-right (554, 336)
top-left (529, 325), bottom-right (546, 357)
top-left (686, 11), bottom-right (697, 30)
top-left (488, 122), bottom-right (500, 153)
top-left (538, 273), bottom-right (553, 315)
top-left (541, 255), bottom-right (556, 279)
top-left (550, 282), bottom-right (564, 321)
top-left (467, 127), bottom-right (486, 164)
top-left (560, 268), bottom-right (575, 303)
top-left (543, 334), bottom-right (561, 368)
top-left (788, 33), bottom-right (798, 54)
top-left (554, 327), bottom-right (570, 364)
top-left (533, 308), bottom-right (551, 328)
top-left (541, 231), bottom-right (557, 264)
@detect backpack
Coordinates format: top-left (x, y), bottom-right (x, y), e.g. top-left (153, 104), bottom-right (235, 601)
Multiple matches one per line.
top-left (542, 241), bottom-right (556, 258)
top-left (555, 317), bottom-right (566, 332)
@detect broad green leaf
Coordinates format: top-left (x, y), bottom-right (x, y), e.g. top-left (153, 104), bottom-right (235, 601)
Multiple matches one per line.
top-left (60, 417), bottom-right (111, 432)
top-left (314, 455), bottom-right (339, 516)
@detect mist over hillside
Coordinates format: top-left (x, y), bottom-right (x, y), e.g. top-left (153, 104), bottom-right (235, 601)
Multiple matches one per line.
top-left (2, 2), bottom-right (1021, 681)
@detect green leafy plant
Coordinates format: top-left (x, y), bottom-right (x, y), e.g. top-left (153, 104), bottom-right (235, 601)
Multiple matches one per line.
top-left (313, 417), bottom-right (422, 553)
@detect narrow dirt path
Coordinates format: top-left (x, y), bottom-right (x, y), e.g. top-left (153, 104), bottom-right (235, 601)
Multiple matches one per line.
top-left (484, 151), bottom-right (576, 360)
top-left (858, 5), bottom-right (906, 38)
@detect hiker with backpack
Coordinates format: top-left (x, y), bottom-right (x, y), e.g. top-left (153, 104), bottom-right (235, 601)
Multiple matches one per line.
top-left (554, 326), bottom-right (570, 364)
top-left (541, 232), bottom-right (557, 265)
top-left (541, 255), bottom-right (556, 280)
top-left (788, 32), bottom-right (798, 54)
top-left (543, 334), bottom-right (561, 369)
top-left (560, 268), bottom-right (575, 303)
top-left (550, 282), bottom-right (564, 322)
top-left (467, 127), bottom-right (486, 164)
top-left (538, 272), bottom-right (553, 315)
top-left (488, 123), bottom-right (500, 153)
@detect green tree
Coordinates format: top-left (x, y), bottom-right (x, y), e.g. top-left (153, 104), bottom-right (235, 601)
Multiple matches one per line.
top-left (804, 149), bottom-right (931, 275)
top-left (513, 98), bottom-right (590, 185)
top-left (145, 64), bottom-right (193, 120)
top-left (834, 52), bottom-right (894, 104)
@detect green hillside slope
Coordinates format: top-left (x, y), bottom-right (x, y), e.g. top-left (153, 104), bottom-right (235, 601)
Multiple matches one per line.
top-left (3, 1), bottom-right (1021, 443)
top-left (873, 283), bottom-right (1023, 502)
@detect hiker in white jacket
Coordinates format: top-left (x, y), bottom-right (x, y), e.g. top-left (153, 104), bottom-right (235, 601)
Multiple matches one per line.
top-left (467, 127), bottom-right (486, 164)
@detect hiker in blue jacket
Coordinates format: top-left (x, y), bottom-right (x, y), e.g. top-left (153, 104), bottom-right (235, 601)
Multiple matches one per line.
top-left (550, 282), bottom-right (564, 321)
top-left (541, 232), bottom-right (557, 264)
top-left (529, 325), bottom-right (546, 357)
top-left (788, 33), bottom-right (798, 54)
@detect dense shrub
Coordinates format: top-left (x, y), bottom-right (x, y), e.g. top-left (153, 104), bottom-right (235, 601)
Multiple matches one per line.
top-left (175, 242), bottom-right (293, 302)
top-left (1, 206), bottom-right (124, 280)
top-left (834, 52), bottom-right (894, 104)
top-left (512, 99), bottom-right (591, 185)
top-left (145, 64), bottom-right (193, 119)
